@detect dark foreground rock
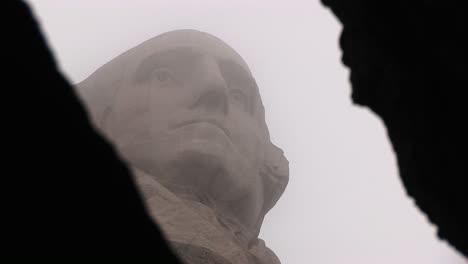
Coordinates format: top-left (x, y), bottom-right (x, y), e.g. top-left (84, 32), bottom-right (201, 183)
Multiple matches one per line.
top-left (322, 0), bottom-right (467, 257)
top-left (0, 1), bottom-right (181, 260)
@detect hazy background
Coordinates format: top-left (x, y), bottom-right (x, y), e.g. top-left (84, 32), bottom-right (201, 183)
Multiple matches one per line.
top-left (28, 1), bottom-right (465, 263)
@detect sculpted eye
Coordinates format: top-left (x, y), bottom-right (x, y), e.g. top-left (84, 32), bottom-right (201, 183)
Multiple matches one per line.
top-left (229, 89), bottom-right (249, 112)
top-left (150, 68), bottom-right (174, 85)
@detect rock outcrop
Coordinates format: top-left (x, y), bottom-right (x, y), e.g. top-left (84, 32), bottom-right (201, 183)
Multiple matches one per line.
top-left (322, 0), bottom-right (468, 256)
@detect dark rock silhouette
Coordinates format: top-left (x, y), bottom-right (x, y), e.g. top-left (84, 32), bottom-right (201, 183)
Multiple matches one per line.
top-left (321, 0), bottom-right (467, 257)
top-left (0, 1), bottom-right (182, 260)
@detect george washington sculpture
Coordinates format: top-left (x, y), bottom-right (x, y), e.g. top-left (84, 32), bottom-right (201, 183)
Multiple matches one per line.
top-left (77, 29), bottom-right (289, 264)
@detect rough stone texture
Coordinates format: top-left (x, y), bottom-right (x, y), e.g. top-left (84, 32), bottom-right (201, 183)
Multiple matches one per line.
top-left (77, 30), bottom-right (289, 264)
top-left (321, 0), bottom-right (468, 257)
top-left (0, 0), bottom-right (182, 260)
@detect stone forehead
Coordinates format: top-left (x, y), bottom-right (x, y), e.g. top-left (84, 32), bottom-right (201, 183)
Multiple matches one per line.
top-left (133, 29), bottom-right (251, 74)
top-left (79, 29), bottom-right (266, 131)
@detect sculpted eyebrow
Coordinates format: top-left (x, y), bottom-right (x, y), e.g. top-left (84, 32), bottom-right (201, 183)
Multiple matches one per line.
top-left (134, 48), bottom-right (201, 83)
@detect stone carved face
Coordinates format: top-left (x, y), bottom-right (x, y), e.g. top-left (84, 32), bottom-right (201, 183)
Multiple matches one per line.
top-left (77, 30), bottom-right (288, 235)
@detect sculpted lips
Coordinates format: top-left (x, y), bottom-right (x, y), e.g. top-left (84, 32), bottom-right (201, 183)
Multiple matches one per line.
top-left (170, 118), bottom-right (230, 138)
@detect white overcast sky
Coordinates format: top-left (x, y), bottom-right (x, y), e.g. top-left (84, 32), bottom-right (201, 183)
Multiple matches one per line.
top-left (27, 1), bottom-right (465, 263)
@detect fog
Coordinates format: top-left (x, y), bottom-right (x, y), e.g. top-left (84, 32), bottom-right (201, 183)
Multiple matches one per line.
top-left (28, 0), bottom-right (465, 263)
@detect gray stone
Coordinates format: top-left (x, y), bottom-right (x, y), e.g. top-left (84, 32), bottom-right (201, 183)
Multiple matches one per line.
top-left (77, 29), bottom-right (288, 264)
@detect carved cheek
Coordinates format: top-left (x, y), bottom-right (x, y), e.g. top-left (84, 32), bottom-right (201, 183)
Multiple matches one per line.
top-left (226, 114), bottom-right (263, 166)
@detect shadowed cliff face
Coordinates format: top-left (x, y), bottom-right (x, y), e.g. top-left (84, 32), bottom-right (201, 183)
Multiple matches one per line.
top-left (0, 1), bottom-right (181, 260)
top-left (321, 0), bottom-right (467, 257)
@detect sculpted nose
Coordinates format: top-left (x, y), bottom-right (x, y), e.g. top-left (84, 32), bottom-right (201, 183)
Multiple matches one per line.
top-left (190, 57), bottom-right (228, 115)
top-left (191, 89), bottom-right (228, 115)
